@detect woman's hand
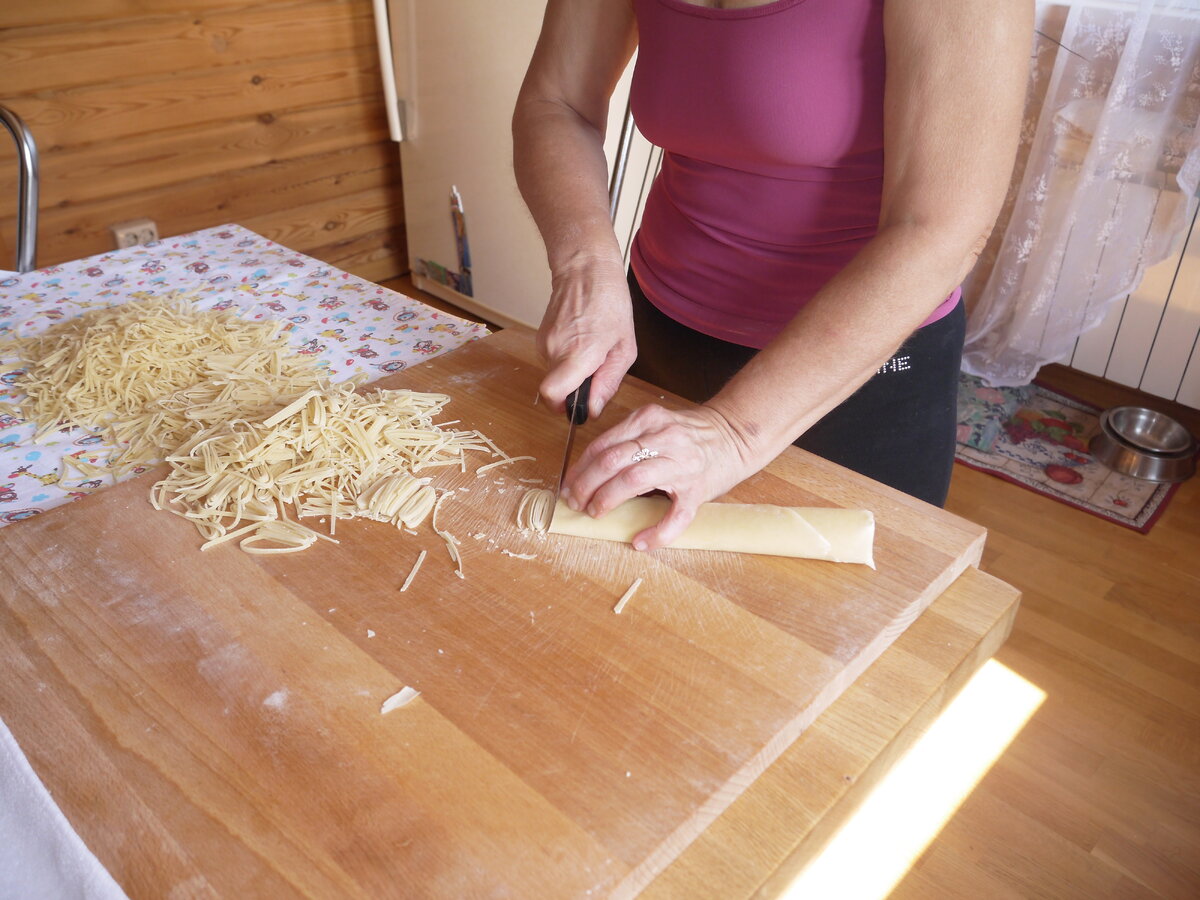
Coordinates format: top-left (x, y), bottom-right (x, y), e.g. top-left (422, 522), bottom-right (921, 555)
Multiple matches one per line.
top-left (562, 403), bottom-right (758, 551)
top-left (537, 253), bottom-right (636, 418)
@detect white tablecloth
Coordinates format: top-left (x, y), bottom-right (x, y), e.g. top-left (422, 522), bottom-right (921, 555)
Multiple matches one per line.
top-left (0, 224), bottom-right (489, 526)
top-left (0, 717), bottom-right (129, 900)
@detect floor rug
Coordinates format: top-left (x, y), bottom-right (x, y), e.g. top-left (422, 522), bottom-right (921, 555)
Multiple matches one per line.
top-left (954, 374), bottom-right (1184, 533)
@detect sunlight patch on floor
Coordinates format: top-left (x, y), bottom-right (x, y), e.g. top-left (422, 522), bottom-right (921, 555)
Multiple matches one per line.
top-left (780, 659), bottom-right (1045, 900)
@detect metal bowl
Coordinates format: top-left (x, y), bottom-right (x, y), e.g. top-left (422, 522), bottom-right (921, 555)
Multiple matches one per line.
top-left (1101, 406), bottom-right (1196, 456)
top-left (1091, 411), bottom-right (1196, 483)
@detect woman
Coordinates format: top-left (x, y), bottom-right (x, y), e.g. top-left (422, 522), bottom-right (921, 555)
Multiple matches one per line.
top-left (512, 0), bottom-right (1031, 550)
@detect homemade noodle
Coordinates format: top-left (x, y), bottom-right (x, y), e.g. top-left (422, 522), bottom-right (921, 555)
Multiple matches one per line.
top-left (400, 549), bottom-right (428, 592)
top-left (2, 295), bottom-right (524, 559)
top-left (152, 381), bottom-right (497, 553)
top-left (613, 577), bottom-right (643, 614)
top-left (0, 295), bottom-right (324, 477)
top-left (517, 488), bottom-right (555, 533)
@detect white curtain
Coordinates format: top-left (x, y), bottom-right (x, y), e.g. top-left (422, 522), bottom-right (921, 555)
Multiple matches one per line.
top-left (962, 0), bottom-right (1200, 386)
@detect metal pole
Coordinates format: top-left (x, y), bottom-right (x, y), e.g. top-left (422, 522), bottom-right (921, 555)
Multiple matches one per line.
top-left (0, 106), bottom-right (39, 273)
top-left (608, 102), bottom-right (636, 223)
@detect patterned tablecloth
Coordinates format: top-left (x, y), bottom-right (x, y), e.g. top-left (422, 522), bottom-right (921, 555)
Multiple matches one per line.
top-left (0, 224), bottom-right (490, 526)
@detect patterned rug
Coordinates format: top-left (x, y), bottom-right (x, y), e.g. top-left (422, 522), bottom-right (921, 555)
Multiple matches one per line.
top-left (954, 374), bottom-right (1185, 533)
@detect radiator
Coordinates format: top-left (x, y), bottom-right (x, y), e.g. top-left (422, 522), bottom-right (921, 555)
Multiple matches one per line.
top-left (1068, 201), bottom-right (1200, 409)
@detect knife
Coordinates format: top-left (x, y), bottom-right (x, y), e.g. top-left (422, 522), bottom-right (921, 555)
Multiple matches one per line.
top-left (553, 375), bottom-right (593, 509)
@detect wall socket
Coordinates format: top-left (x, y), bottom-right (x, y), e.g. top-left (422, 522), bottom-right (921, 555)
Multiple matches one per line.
top-left (111, 217), bottom-right (159, 248)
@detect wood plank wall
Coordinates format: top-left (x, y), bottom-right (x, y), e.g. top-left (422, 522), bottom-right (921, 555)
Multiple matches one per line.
top-left (0, 0), bottom-right (407, 282)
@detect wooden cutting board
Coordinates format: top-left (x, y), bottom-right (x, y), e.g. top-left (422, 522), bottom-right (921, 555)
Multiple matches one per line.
top-left (0, 328), bottom-right (986, 898)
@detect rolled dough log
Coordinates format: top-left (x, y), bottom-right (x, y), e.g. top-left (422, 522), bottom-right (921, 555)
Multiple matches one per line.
top-left (549, 496), bottom-right (875, 566)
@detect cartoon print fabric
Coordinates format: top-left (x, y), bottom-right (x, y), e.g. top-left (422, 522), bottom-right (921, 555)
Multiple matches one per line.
top-left (0, 225), bottom-right (489, 527)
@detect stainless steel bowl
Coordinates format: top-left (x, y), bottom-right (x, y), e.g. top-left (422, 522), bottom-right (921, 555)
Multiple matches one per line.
top-left (1102, 406), bottom-right (1196, 455)
top-left (1091, 407), bottom-right (1196, 482)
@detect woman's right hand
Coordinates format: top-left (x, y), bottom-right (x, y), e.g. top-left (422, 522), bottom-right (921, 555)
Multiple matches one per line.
top-left (537, 252), bottom-right (637, 418)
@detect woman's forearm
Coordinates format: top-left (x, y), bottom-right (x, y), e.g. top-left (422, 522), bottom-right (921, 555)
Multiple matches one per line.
top-left (511, 1), bottom-right (641, 412)
top-left (511, 0), bottom-right (636, 277)
top-left (710, 0), bottom-right (1031, 472)
top-left (512, 100), bottom-right (624, 275)
top-left (512, 70), bottom-right (641, 411)
top-left (705, 223), bottom-right (981, 470)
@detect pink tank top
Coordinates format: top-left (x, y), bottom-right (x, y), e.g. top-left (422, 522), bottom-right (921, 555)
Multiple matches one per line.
top-left (629, 0), bottom-right (959, 348)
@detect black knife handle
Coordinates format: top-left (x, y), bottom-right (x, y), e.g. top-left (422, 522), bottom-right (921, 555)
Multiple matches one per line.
top-left (566, 375), bottom-right (593, 426)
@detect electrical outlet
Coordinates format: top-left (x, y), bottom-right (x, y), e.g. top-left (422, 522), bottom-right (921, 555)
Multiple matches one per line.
top-left (111, 218), bottom-right (159, 249)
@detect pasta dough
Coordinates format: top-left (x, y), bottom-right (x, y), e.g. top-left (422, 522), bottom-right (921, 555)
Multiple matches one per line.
top-left (549, 496), bottom-right (875, 566)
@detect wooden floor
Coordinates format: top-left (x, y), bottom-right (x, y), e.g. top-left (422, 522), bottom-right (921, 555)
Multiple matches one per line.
top-left (382, 276), bottom-right (1199, 898)
top-left (896, 367), bottom-right (1200, 900)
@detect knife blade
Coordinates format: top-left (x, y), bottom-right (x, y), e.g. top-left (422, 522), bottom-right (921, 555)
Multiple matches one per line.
top-left (553, 375), bottom-right (593, 509)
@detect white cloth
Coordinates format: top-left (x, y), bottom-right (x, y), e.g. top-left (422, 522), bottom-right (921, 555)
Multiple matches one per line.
top-left (0, 717), bottom-right (128, 900)
top-left (963, 0), bottom-right (1200, 386)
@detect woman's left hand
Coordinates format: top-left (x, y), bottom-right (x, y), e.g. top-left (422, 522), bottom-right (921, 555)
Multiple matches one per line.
top-left (561, 403), bottom-right (759, 551)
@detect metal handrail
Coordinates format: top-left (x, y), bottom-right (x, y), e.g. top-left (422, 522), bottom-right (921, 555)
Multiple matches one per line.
top-left (0, 105), bottom-right (39, 273)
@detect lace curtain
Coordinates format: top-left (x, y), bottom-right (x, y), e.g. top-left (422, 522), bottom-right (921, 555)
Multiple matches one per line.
top-left (962, 0), bottom-right (1200, 386)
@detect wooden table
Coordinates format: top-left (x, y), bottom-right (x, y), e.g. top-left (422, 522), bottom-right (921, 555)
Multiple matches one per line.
top-left (0, 329), bottom-right (1019, 898)
top-left (647, 566), bottom-right (1017, 898)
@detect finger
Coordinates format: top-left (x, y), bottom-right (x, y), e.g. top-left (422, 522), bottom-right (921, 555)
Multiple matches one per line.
top-left (534, 323), bottom-right (552, 364)
top-left (584, 453), bottom-right (674, 519)
top-left (583, 369), bottom-right (624, 420)
top-left (539, 353), bottom-right (604, 413)
top-left (568, 425), bottom-right (630, 480)
top-left (571, 404), bottom-right (668, 472)
top-left (564, 437), bottom-right (642, 511)
top-left (567, 426), bottom-right (665, 511)
top-left (633, 494), bottom-right (699, 552)
top-left (563, 405), bottom-right (676, 509)
top-left (559, 420), bottom-right (632, 510)
top-left (587, 347), bottom-right (637, 417)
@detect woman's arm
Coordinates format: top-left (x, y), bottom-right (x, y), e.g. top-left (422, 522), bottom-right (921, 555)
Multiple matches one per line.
top-left (512, 0), bottom-right (638, 416)
top-left (565, 0), bottom-right (1033, 549)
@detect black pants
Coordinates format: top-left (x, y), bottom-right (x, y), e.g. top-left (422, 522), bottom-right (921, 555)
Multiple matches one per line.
top-left (626, 271), bottom-right (966, 507)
